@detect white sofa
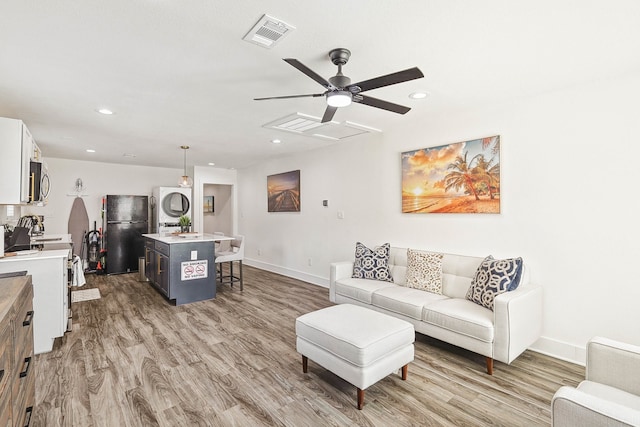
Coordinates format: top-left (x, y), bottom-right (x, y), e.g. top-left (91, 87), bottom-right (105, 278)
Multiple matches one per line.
top-left (330, 247), bottom-right (543, 374)
top-left (552, 337), bottom-right (640, 426)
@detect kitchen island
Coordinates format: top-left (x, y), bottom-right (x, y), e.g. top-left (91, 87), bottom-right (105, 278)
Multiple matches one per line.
top-left (143, 233), bottom-right (223, 305)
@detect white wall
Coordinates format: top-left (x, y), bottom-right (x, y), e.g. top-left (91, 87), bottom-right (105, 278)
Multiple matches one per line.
top-left (23, 158), bottom-right (182, 235)
top-left (238, 73), bottom-right (640, 364)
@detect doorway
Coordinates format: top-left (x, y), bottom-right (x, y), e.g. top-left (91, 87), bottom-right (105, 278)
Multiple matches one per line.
top-left (202, 184), bottom-right (232, 236)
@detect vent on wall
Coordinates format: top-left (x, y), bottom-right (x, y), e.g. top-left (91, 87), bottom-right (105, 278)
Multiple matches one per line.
top-left (263, 113), bottom-right (381, 141)
top-left (243, 14), bottom-right (295, 49)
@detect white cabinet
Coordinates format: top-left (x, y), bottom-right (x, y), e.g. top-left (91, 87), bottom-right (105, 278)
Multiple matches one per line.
top-left (0, 250), bottom-right (70, 354)
top-left (0, 117), bottom-right (36, 204)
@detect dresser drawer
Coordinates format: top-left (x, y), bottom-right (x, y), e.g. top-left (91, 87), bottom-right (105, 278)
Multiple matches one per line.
top-left (0, 321), bottom-right (12, 427)
top-left (12, 355), bottom-right (35, 427)
top-left (13, 285), bottom-right (34, 366)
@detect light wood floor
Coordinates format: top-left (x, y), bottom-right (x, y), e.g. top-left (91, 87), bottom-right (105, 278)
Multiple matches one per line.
top-left (33, 265), bottom-right (583, 426)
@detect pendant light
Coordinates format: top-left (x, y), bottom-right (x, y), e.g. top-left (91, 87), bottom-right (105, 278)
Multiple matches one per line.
top-left (178, 145), bottom-right (193, 188)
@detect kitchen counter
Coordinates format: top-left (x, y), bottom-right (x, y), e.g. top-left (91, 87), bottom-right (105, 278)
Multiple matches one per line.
top-left (0, 248), bottom-right (70, 354)
top-left (30, 233), bottom-right (73, 245)
top-left (142, 233), bottom-right (231, 244)
top-left (0, 248), bottom-right (71, 261)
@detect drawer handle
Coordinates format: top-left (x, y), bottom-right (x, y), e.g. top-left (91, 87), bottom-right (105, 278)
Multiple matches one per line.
top-left (23, 310), bottom-right (34, 326)
top-left (24, 406), bottom-right (33, 427)
top-left (20, 357), bottom-right (32, 378)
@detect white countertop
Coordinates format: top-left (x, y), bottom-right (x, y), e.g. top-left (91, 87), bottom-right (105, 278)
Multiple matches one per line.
top-left (30, 233), bottom-right (73, 245)
top-left (143, 233), bottom-right (232, 244)
top-left (0, 249), bottom-right (71, 262)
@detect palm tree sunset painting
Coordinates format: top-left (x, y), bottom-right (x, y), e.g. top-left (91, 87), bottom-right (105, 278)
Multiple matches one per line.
top-left (402, 135), bottom-right (500, 213)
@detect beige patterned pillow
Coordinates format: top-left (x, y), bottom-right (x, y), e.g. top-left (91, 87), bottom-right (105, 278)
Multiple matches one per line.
top-left (405, 249), bottom-right (443, 294)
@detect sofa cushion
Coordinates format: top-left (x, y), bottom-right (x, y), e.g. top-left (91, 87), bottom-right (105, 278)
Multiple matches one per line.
top-left (352, 242), bottom-right (394, 282)
top-left (372, 286), bottom-right (448, 320)
top-left (465, 256), bottom-right (524, 310)
top-left (423, 298), bottom-right (495, 343)
top-left (405, 249), bottom-right (443, 294)
top-left (335, 278), bottom-right (396, 304)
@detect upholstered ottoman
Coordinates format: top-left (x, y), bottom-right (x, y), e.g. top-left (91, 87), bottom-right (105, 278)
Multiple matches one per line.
top-left (295, 304), bottom-right (415, 409)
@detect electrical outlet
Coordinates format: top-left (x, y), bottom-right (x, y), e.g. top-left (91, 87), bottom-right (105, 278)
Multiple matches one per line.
top-left (337, 211), bottom-right (345, 219)
top-left (308, 258), bottom-right (313, 266)
top-left (257, 248), bottom-right (262, 256)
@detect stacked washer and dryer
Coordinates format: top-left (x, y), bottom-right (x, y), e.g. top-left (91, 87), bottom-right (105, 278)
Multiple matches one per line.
top-left (153, 187), bottom-right (192, 234)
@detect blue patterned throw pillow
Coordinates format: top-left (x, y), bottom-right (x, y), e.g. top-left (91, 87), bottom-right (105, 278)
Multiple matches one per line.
top-left (465, 255), bottom-right (524, 311)
top-left (352, 242), bottom-right (394, 282)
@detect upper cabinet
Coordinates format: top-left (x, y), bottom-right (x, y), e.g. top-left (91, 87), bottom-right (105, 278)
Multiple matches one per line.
top-left (0, 117), bottom-right (41, 205)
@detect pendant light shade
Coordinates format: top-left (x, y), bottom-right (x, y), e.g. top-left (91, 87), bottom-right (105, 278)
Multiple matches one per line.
top-left (178, 145), bottom-right (193, 188)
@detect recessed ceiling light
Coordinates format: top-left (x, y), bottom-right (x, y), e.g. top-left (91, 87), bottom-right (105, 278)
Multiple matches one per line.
top-left (409, 92), bottom-right (430, 99)
top-left (96, 108), bottom-right (114, 115)
top-left (86, 149), bottom-right (96, 153)
top-left (208, 162), bottom-right (215, 166)
top-left (271, 139), bottom-right (282, 144)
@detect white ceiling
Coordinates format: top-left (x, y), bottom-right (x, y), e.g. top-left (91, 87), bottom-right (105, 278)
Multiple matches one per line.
top-left (2, 1), bottom-right (639, 170)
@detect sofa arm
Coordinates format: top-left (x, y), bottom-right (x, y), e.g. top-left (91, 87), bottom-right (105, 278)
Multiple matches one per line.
top-left (330, 261), bottom-right (353, 303)
top-left (552, 385), bottom-right (640, 427)
top-left (587, 336), bottom-right (640, 396)
top-left (492, 284), bottom-right (543, 364)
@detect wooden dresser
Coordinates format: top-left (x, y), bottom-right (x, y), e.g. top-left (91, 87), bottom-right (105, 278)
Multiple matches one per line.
top-left (0, 273), bottom-right (35, 427)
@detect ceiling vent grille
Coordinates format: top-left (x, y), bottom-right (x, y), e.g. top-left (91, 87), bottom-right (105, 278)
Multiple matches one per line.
top-left (263, 113), bottom-right (380, 141)
top-left (243, 14), bottom-right (295, 49)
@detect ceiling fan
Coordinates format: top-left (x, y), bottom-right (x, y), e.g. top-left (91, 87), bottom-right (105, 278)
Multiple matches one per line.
top-left (254, 48), bottom-right (424, 123)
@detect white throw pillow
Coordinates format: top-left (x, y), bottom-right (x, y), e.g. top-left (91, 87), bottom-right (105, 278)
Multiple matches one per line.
top-left (405, 249), bottom-right (443, 294)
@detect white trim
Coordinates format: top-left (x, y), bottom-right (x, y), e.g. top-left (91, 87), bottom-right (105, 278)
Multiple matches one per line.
top-left (529, 336), bottom-right (586, 366)
top-left (244, 257), bottom-right (328, 288)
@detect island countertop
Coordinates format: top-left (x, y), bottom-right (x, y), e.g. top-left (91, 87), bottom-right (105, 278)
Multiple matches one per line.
top-left (143, 233), bottom-right (231, 244)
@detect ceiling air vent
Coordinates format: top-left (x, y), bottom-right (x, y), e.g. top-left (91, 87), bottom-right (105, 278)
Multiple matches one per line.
top-left (243, 14), bottom-right (295, 49)
top-left (263, 113), bottom-right (380, 141)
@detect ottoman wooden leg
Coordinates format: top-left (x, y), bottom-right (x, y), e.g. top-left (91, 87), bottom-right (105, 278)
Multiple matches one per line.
top-left (357, 388), bottom-right (365, 410)
top-left (302, 355), bottom-right (308, 373)
top-left (401, 364), bottom-right (408, 380)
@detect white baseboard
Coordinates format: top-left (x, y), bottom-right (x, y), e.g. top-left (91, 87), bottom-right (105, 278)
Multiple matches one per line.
top-left (529, 336), bottom-right (586, 366)
top-left (244, 258), bottom-right (329, 288)
top-left (244, 259), bottom-right (586, 366)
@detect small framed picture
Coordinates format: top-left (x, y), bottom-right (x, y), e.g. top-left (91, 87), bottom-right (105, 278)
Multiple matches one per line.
top-left (203, 196), bottom-right (214, 213)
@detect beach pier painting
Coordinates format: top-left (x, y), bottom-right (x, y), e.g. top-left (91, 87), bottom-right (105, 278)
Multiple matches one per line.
top-left (267, 170), bottom-right (301, 212)
top-left (402, 136), bottom-right (500, 214)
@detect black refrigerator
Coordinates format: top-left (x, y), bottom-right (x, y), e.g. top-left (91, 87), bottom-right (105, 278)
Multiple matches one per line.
top-left (105, 195), bottom-right (149, 274)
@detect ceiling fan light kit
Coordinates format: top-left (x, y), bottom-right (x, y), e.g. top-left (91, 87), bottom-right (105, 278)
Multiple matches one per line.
top-left (255, 47), bottom-right (424, 123)
top-left (326, 90), bottom-right (352, 107)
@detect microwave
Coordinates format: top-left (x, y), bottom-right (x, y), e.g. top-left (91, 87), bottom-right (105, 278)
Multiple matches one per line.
top-left (29, 160), bottom-right (42, 203)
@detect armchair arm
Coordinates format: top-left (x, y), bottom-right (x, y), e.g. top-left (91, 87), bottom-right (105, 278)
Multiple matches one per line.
top-left (492, 284), bottom-right (543, 364)
top-left (552, 386), bottom-right (640, 427)
top-left (587, 336), bottom-right (640, 396)
top-left (329, 261), bottom-right (353, 303)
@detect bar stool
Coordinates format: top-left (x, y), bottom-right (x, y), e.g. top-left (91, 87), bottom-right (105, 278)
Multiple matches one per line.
top-left (214, 235), bottom-right (244, 290)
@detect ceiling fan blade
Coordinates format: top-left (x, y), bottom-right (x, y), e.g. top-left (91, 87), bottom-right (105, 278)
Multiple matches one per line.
top-left (321, 106), bottom-right (338, 123)
top-left (347, 67), bottom-right (424, 93)
top-left (355, 95), bottom-right (411, 114)
top-left (284, 58), bottom-right (331, 88)
top-left (254, 93), bottom-right (325, 101)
